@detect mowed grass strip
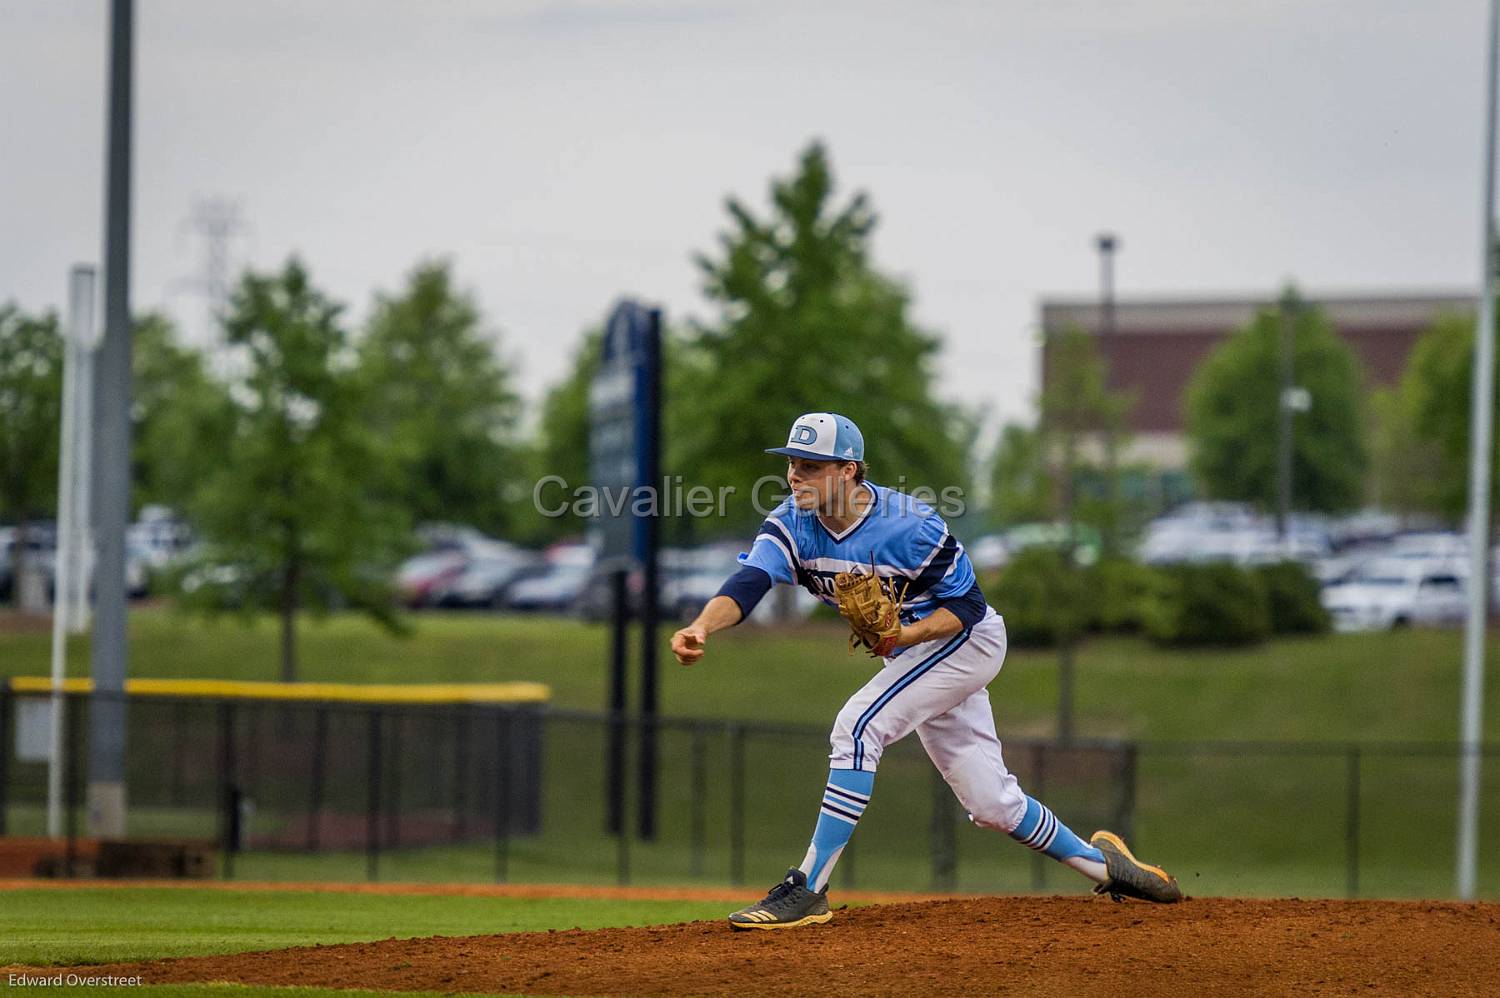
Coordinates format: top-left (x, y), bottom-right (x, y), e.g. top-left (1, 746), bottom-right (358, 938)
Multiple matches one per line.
top-left (10, 987), bottom-right (533, 998)
top-left (3, 606), bottom-right (1498, 742)
top-left (0, 887), bottom-right (732, 966)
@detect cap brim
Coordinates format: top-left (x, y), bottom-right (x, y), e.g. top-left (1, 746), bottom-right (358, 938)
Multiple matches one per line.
top-left (765, 447), bottom-right (855, 462)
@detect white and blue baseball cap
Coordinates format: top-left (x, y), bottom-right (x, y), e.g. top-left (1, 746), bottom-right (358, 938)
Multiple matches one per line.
top-left (765, 412), bottom-right (865, 463)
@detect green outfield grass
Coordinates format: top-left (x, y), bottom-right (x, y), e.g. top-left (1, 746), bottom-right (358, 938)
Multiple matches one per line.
top-left (0, 887), bottom-right (731, 966)
top-left (3, 605), bottom-right (1498, 742)
top-left (21, 989), bottom-right (527, 998)
top-left (3, 607), bottom-right (1499, 900)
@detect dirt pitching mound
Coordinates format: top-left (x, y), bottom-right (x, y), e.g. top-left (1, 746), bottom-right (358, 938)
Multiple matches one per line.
top-left (28, 896), bottom-right (1500, 997)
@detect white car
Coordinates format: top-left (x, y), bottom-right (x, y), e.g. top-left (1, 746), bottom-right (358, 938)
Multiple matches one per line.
top-left (1320, 558), bottom-right (1467, 632)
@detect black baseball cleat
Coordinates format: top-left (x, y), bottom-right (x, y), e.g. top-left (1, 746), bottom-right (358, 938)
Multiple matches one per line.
top-left (1089, 831), bottom-right (1183, 903)
top-left (728, 868), bottom-right (833, 930)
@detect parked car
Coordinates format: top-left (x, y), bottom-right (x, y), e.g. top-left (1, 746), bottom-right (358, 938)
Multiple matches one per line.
top-left (429, 552), bottom-right (547, 609)
top-left (1320, 558), bottom-right (1468, 632)
top-left (503, 562), bottom-right (594, 613)
top-left (128, 505), bottom-right (195, 570)
top-left (395, 550), bottom-right (469, 607)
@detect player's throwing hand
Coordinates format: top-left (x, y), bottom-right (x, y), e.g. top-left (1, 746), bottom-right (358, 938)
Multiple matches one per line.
top-left (670, 624), bottom-right (708, 665)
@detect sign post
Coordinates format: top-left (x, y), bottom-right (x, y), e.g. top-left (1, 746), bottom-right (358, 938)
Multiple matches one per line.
top-left (588, 300), bottom-right (663, 840)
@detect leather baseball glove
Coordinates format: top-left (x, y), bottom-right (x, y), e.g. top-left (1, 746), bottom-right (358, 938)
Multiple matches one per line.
top-left (833, 557), bottom-right (909, 659)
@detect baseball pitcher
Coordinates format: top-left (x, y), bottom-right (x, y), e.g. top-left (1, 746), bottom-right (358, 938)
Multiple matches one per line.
top-left (670, 412), bottom-right (1181, 930)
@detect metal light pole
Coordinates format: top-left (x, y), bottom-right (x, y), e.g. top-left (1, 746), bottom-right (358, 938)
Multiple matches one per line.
top-left (1276, 290), bottom-right (1296, 543)
top-left (1457, 0), bottom-right (1499, 902)
top-left (48, 266), bottom-right (99, 839)
top-left (1096, 233), bottom-right (1119, 555)
top-left (1096, 234), bottom-right (1118, 381)
top-left (88, 0), bottom-right (134, 839)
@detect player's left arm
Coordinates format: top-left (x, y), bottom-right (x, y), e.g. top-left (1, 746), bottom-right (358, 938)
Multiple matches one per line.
top-left (890, 605), bottom-right (964, 648)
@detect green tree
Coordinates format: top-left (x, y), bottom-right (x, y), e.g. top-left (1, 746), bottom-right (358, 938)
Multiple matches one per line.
top-left (1394, 310), bottom-right (1495, 521)
top-left (131, 313), bottom-right (234, 513)
top-left (533, 327), bottom-right (602, 533)
top-left (355, 261), bottom-right (521, 535)
top-left (0, 303), bottom-right (62, 605)
top-left (685, 141), bottom-right (976, 534)
top-left (1039, 326), bottom-right (1133, 537)
top-left (1186, 294), bottom-right (1367, 513)
top-left (185, 260), bottom-right (410, 680)
top-left (1035, 325), bottom-right (1132, 740)
top-left (986, 422), bottom-right (1050, 529)
top-left (1367, 382), bottom-right (1447, 516)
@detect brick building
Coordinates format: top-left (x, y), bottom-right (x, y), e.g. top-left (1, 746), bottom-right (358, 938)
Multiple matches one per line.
top-left (1039, 291), bottom-right (1476, 470)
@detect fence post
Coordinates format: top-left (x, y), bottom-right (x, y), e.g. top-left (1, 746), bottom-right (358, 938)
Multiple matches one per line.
top-left (690, 724), bottom-right (706, 879)
top-left (616, 714), bottom-right (631, 886)
top-left (495, 707), bottom-right (511, 884)
top-left (1346, 745), bottom-right (1361, 899)
top-left (0, 681), bottom-right (11, 836)
top-left (170, 699), bottom-right (186, 807)
top-left (65, 694), bottom-right (81, 878)
top-left (454, 707), bottom-right (470, 842)
top-left (245, 701), bottom-right (261, 806)
top-left (388, 710), bottom-right (403, 851)
top-left (729, 723), bottom-right (744, 886)
top-left (216, 701), bottom-right (236, 879)
top-left (307, 706), bottom-right (328, 852)
top-left (366, 709), bottom-right (382, 882)
top-left (931, 765), bottom-right (957, 891)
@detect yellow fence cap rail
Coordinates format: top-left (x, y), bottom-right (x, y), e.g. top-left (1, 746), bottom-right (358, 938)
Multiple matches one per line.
top-left (6, 677), bottom-right (551, 705)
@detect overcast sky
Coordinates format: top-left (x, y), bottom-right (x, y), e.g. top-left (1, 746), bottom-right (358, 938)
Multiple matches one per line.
top-left (2, 0), bottom-right (1488, 434)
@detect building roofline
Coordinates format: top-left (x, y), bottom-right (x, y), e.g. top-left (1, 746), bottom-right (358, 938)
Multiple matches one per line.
top-left (1040, 286), bottom-right (1476, 308)
top-left (1041, 287), bottom-right (1476, 334)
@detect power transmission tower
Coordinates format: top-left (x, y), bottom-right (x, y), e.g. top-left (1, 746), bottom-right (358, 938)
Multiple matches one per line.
top-left (186, 197), bottom-right (245, 349)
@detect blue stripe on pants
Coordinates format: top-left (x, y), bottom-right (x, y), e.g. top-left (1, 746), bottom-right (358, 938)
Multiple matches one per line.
top-left (851, 629), bottom-right (972, 770)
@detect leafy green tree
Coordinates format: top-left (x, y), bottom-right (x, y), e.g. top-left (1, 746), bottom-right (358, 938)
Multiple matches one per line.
top-left (131, 313), bottom-right (234, 513)
top-left (684, 142), bottom-right (977, 534)
top-left (1185, 294), bottom-right (1367, 513)
top-left (185, 260), bottom-right (410, 680)
top-left (533, 327), bottom-right (602, 532)
top-left (986, 422), bottom-right (1050, 529)
top-left (0, 303), bottom-right (62, 605)
top-left (1367, 382), bottom-right (1447, 516)
top-left (1396, 311), bottom-right (1496, 522)
top-left (354, 261), bottom-right (521, 535)
top-left (1039, 326), bottom-right (1134, 539)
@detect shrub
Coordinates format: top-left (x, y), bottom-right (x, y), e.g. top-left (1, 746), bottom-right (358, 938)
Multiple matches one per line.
top-left (1090, 558), bottom-right (1160, 634)
top-left (1142, 562), bottom-right (1271, 646)
top-left (988, 548), bottom-right (1095, 648)
top-left (1253, 561), bottom-right (1331, 635)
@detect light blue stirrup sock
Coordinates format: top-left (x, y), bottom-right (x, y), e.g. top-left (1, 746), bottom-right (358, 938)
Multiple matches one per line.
top-left (798, 768), bottom-right (875, 892)
top-left (1007, 795), bottom-right (1105, 864)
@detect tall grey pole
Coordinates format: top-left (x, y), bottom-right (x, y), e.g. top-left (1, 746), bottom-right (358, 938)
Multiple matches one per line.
top-left (1277, 290), bottom-right (1296, 543)
top-left (1458, 0), bottom-right (1499, 902)
top-left (48, 266), bottom-right (98, 839)
top-left (88, 0), bottom-right (134, 839)
top-left (1095, 233), bottom-right (1119, 555)
top-left (1096, 234), bottom-right (1118, 384)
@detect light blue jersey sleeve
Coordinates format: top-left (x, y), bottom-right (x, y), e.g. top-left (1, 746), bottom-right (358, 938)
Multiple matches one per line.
top-left (739, 512), bottom-right (799, 586)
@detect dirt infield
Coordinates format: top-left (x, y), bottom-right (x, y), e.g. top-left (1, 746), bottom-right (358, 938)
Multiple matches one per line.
top-left (23, 896), bottom-right (1500, 997)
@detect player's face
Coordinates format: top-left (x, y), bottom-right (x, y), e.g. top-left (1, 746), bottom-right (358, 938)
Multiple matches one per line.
top-left (786, 458), bottom-right (855, 513)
